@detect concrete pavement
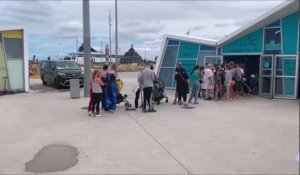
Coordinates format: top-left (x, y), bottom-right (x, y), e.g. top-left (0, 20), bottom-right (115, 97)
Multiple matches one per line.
top-left (0, 72), bottom-right (299, 174)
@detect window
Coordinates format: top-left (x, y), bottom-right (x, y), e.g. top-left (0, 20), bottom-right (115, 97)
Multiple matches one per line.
top-left (167, 39), bottom-right (179, 46)
top-left (55, 61), bottom-right (80, 70)
top-left (217, 47), bottom-right (222, 55)
top-left (264, 20), bottom-right (281, 54)
top-left (266, 20), bottom-right (280, 28)
top-left (0, 33), bottom-right (2, 46)
top-left (3, 38), bottom-right (23, 59)
top-left (162, 46), bottom-right (179, 67)
top-left (42, 62), bottom-right (51, 70)
top-left (51, 62), bottom-right (56, 70)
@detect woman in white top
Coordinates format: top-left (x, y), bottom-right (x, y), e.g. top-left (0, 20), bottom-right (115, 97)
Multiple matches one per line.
top-left (203, 63), bottom-right (214, 100)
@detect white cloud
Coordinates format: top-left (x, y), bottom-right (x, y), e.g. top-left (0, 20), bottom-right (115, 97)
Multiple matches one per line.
top-left (0, 0), bottom-right (285, 59)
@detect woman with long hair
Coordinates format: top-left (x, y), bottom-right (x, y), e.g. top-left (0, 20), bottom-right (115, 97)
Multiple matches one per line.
top-left (101, 64), bottom-right (109, 108)
top-left (188, 65), bottom-right (201, 104)
top-left (225, 64), bottom-right (233, 101)
top-left (214, 67), bottom-right (222, 101)
top-left (103, 64), bottom-right (118, 112)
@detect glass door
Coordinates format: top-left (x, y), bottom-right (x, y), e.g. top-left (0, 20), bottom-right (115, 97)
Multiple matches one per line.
top-left (259, 55), bottom-right (274, 98)
top-left (274, 55), bottom-right (299, 99)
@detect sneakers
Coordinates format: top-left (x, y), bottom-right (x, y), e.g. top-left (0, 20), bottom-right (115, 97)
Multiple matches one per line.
top-left (96, 114), bottom-right (103, 117)
top-left (147, 109), bottom-right (157, 112)
top-left (89, 111), bottom-right (103, 117)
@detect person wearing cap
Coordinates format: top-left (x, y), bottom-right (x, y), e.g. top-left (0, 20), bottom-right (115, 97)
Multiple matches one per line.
top-left (174, 61), bottom-right (189, 105)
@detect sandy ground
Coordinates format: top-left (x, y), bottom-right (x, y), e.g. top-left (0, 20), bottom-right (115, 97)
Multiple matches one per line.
top-left (0, 72), bottom-right (299, 174)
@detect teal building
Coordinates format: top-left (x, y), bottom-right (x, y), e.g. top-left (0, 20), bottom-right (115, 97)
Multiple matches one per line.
top-left (155, 0), bottom-right (299, 99)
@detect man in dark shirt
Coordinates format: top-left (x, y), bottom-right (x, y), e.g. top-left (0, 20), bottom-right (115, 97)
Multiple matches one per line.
top-left (174, 61), bottom-right (189, 105)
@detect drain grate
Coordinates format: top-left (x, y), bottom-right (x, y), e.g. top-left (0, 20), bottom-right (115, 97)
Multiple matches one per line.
top-left (181, 106), bottom-right (195, 109)
top-left (81, 107), bottom-right (88, 110)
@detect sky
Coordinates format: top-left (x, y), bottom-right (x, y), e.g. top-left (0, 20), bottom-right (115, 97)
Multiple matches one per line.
top-left (0, 0), bottom-right (286, 60)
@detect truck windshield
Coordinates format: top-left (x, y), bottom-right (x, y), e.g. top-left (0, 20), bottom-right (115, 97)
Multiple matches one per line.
top-left (56, 62), bottom-right (80, 70)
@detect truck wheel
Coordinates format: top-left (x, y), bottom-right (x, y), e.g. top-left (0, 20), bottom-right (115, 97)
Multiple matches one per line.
top-left (54, 79), bottom-right (61, 89)
top-left (42, 76), bottom-right (47, 85)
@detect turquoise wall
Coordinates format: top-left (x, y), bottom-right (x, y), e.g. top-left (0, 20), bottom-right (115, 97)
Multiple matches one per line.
top-left (222, 11), bottom-right (299, 55)
top-left (282, 12), bottom-right (299, 54)
top-left (159, 39), bottom-right (216, 88)
top-left (178, 42), bottom-right (200, 59)
top-left (223, 28), bottom-right (263, 54)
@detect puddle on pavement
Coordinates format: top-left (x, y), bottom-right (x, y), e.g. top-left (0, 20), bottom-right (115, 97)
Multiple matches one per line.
top-left (25, 144), bottom-right (79, 173)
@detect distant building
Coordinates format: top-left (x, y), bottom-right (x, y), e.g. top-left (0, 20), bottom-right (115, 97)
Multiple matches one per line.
top-left (120, 45), bottom-right (143, 64)
top-left (78, 43), bottom-right (97, 52)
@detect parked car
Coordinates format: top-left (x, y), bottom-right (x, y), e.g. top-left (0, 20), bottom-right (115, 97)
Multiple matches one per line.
top-left (40, 60), bottom-right (84, 89)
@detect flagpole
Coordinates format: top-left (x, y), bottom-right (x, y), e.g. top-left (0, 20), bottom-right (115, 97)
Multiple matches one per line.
top-left (109, 10), bottom-right (112, 65)
top-left (76, 35), bottom-right (78, 62)
top-left (115, 0), bottom-right (118, 63)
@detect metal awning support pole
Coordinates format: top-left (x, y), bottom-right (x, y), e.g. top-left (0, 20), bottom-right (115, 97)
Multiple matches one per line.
top-left (83, 0), bottom-right (91, 97)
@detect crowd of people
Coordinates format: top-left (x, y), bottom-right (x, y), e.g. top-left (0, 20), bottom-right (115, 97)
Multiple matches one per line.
top-left (88, 61), bottom-right (255, 117)
top-left (88, 64), bottom-right (119, 117)
top-left (173, 61), bottom-right (248, 106)
top-left (88, 64), bottom-right (157, 117)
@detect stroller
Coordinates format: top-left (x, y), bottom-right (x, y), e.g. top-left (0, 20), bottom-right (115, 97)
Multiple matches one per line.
top-left (242, 74), bottom-right (258, 95)
top-left (152, 79), bottom-right (168, 104)
top-left (116, 79), bottom-right (135, 110)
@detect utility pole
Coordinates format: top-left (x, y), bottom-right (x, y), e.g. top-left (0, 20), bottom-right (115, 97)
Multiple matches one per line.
top-left (115, 0), bottom-right (118, 62)
top-left (109, 10), bottom-right (112, 65)
top-left (83, 0), bottom-right (91, 97)
top-left (76, 35), bottom-right (78, 53)
top-left (100, 41), bottom-right (103, 55)
top-left (75, 34), bottom-right (78, 62)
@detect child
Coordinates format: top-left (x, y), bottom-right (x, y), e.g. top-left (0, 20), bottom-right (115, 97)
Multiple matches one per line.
top-left (91, 70), bottom-right (104, 117)
top-left (88, 77), bottom-right (93, 116)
